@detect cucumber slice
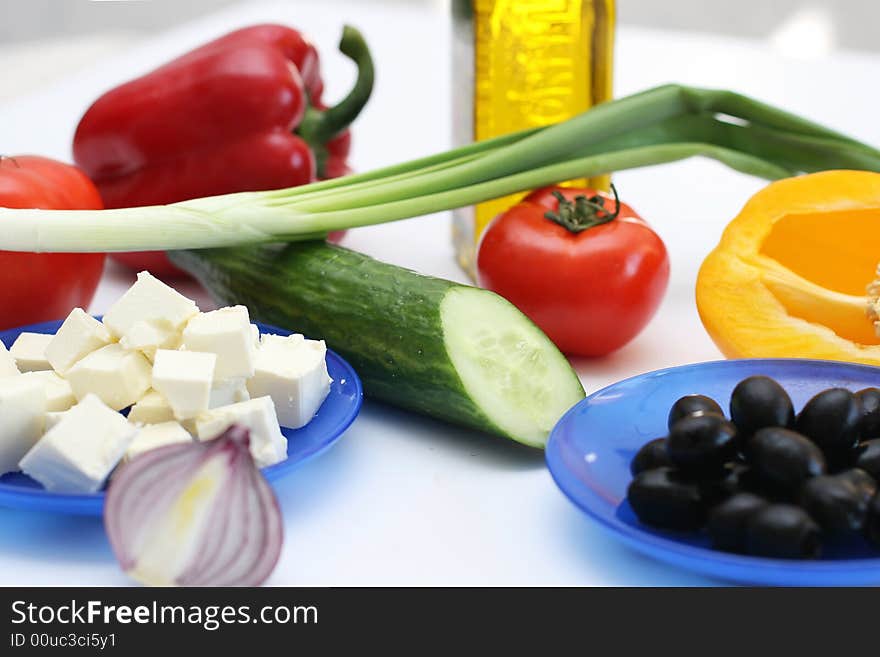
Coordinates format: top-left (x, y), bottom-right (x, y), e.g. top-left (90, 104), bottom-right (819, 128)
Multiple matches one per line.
top-left (441, 287), bottom-right (585, 446)
top-left (171, 242), bottom-right (584, 447)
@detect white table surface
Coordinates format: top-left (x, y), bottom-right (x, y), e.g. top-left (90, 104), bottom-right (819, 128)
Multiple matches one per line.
top-left (1, 0), bottom-right (879, 586)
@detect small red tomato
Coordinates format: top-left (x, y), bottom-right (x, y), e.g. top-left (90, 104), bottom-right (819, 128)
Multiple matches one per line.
top-left (476, 185), bottom-right (669, 357)
top-left (0, 155), bottom-right (106, 330)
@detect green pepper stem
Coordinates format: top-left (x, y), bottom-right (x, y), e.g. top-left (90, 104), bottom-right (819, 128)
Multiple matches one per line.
top-left (296, 25), bottom-right (375, 174)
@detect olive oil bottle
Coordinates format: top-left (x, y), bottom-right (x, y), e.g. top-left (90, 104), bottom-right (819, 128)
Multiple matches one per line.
top-left (452, 0), bottom-right (615, 275)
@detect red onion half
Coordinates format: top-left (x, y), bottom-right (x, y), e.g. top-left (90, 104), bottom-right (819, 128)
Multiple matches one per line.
top-left (104, 424), bottom-right (283, 586)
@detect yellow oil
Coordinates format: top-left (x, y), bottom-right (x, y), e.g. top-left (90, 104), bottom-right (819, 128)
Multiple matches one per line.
top-left (452, 0), bottom-right (615, 274)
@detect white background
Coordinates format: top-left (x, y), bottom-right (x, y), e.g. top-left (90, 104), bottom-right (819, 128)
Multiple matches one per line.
top-left (0, 0), bottom-right (879, 585)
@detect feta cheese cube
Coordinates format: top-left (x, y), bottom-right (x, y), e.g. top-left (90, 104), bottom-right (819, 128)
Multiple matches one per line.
top-left (0, 376), bottom-right (46, 474)
top-left (209, 378), bottom-right (250, 408)
top-left (124, 421), bottom-right (192, 462)
top-left (66, 343), bottom-right (152, 411)
top-left (0, 341), bottom-right (20, 377)
top-left (128, 389), bottom-right (175, 425)
top-left (195, 396), bottom-right (287, 468)
top-left (19, 394), bottom-right (137, 493)
top-left (119, 319), bottom-right (182, 360)
top-left (10, 332), bottom-right (53, 371)
top-left (181, 306), bottom-right (255, 379)
top-left (45, 308), bottom-right (113, 374)
top-left (247, 333), bottom-right (332, 428)
top-left (45, 411), bottom-right (67, 431)
top-left (22, 371), bottom-right (76, 411)
top-left (152, 349), bottom-right (216, 420)
top-left (103, 271), bottom-right (198, 339)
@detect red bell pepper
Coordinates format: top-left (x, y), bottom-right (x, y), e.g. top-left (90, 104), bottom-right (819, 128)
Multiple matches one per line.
top-left (0, 156), bottom-right (106, 329)
top-left (73, 24), bottom-right (373, 277)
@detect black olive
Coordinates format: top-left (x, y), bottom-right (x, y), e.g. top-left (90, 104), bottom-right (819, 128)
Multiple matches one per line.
top-left (699, 462), bottom-right (753, 505)
top-left (855, 387), bottom-right (880, 438)
top-left (736, 466), bottom-right (799, 503)
top-left (729, 376), bottom-right (794, 437)
top-left (749, 427), bottom-right (826, 492)
top-left (866, 493), bottom-right (880, 548)
top-left (835, 468), bottom-right (877, 505)
top-left (668, 394), bottom-right (724, 431)
top-left (666, 414), bottom-right (738, 474)
top-left (627, 467), bottom-right (706, 531)
top-left (796, 388), bottom-right (860, 456)
top-left (854, 439), bottom-right (880, 481)
top-left (730, 376), bottom-right (794, 436)
top-left (799, 475), bottom-right (869, 534)
top-left (630, 438), bottom-right (673, 476)
top-left (745, 504), bottom-right (822, 559)
top-left (708, 492), bottom-right (769, 553)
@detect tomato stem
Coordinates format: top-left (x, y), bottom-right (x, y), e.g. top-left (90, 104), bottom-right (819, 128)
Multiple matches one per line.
top-left (543, 183), bottom-right (620, 233)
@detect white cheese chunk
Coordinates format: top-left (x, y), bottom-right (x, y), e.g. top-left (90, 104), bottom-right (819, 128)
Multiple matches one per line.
top-left (119, 319), bottom-right (181, 361)
top-left (0, 376), bottom-right (46, 475)
top-left (152, 349), bottom-right (216, 420)
top-left (66, 343), bottom-right (152, 411)
top-left (181, 306), bottom-right (255, 379)
top-left (195, 396), bottom-right (287, 468)
top-left (10, 332), bottom-right (53, 371)
top-left (124, 421), bottom-right (192, 462)
top-left (45, 308), bottom-right (113, 374)
top-left (19, 394), bottom-right (137, 493)
top-left (247, 333), bottom-right (332, 428)
top-left (209, 378), bottom-right (250, 408)
top-left (128, 389), bottom-right (175, 425)
top-left (22, 371), bottom-right (76, 412)
top-left (0, 341), bottom-right (20, 377)
top-left (45, 411), bottom-right (67, 431)
top-left (102, 271), bottom-right (198, 339)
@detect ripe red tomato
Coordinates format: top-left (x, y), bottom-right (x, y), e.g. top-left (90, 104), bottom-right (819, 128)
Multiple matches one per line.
top-left (476, 186), bottom-right (669, 357)
top-left (0, 156), bottom-right (106, 330)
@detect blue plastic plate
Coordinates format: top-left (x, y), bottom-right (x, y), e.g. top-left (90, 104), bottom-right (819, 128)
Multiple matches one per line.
top-left (546, 359), bottom-right (880, 586)
top-left (0, 319), bottom-right (362, 516)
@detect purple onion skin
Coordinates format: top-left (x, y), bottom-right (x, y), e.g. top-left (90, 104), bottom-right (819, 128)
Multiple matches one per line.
top-left (104, 424), bottom-right (284, 587)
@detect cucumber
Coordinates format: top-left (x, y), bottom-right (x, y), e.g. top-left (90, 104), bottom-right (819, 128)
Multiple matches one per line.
top-left (170, 242), bottom-right (584, 447)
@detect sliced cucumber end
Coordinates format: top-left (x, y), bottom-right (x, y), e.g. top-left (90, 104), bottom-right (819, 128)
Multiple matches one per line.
top-left (440, 287), bottom-right (586, 448)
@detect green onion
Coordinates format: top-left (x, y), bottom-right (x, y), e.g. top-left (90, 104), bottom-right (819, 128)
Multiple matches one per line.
top-left (2, 84), bottom-right (879, 253)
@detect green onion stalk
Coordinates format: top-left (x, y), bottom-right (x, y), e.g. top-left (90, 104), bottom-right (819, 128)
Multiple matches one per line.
top-left (2, 84), bottom-right (880, 253)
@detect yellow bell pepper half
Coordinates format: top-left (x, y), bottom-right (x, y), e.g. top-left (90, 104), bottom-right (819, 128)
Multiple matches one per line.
top-left (697, 170), bottom-right (880, 364)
